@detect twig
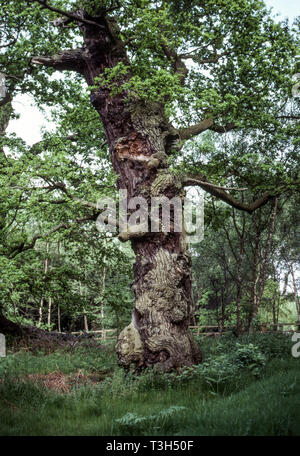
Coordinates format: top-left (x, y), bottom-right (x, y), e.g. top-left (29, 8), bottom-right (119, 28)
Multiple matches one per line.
top-left (27, 0), bottom-right (106, 29)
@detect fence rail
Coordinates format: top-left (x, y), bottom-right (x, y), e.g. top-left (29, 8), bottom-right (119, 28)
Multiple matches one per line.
top-left (60, 322), bottom-right (298, 341)
top-left (69, 328), bottom-right (117, 342)
top-left (189, 323), bottom-right (298, 337)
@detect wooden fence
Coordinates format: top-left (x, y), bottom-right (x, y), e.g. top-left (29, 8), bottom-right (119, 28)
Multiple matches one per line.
top-left (189, 322), bottom-right (298, 337)
top-left (70, 328), bottom-right (117, 342)
top-left (66, 322), bottom-right (298, 342)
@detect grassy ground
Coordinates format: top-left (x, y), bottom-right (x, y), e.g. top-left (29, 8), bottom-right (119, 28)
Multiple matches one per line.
top-left (0, 333), bottom-right (299, 436)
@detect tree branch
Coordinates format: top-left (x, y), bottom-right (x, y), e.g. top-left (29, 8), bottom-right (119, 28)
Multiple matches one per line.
top-left (44, 181), bottom-right (100, 211)
top-left (0, 38), bottom-right (19, 49)
top-left (183, 176), bottom-right (274, 214)
top-left (27, 0), bottom-right (105, 29)
top-left (179, 51), bottom-right (227, 65)
top-left (183, 178), bottom-right (248, 192)
top-left (210, 122), bottom-right (237, 134)
top-left (178, 119), bottom-right (237, 140)
top-left (104, 1), bottom-right (122, 13)
top-left (276, 115), bottom-right (300, 120)
top-left (28, 134), bottom-right (79, 155)
top-left (0, 92), bottom-right (12, 108)
top-left (178, 118), bottom-right (214, 140)
top-left (160, 40), bottom-right (188, 85)
top-left (31, 48), bottom-right (86, 74)
top-left (9, 216), bottom-right (95, 259)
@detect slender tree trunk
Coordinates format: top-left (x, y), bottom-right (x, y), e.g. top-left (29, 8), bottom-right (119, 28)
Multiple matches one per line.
top-left (214, 290), bottom-right (219, 326)
top-left (222, 208), bottom-right (245, 335)
top-left (249, 198), bottom-right (278, 332)
top-left (47, 297), bottom-right (52, 330)
top-left (234, 210), bottom-right (245, 336)
top-left (83, 269), bottom-right (89, 332)
top-left (276, 294), bottom-right (281, 326)
top-left (257, 197), bottom-right (278, 305)
top-left (249, 239), bottom-right (260, 333)
top-left (101, 265), bottom-right (106, 331)
top-left (236, 278), bottom-right (242, 335)
top-left (57, 242), bottom-right (61, 332)
top-left (220, 292), bottom-right (225, 335)
top-left (46, 243), bottom-right (52, 331)
top-left (235, 244), bottom-right (243, 335)
top-left (57, 305), bottom-right (61, 333)
top-left (282, 271), bottom-right (289, 296)
top-left (79, 275), bottom-right (89, 332)
top-left (290, 261), bottom-right (300, 327)
top-left (272, 281), bottom-right (280, 327)
top-left (83, 314), bottom-right (89, 332)
top-left (38, 242), bottom-right (49, 327)
top-left (272, 290), bottom-right (277, 326)
top-left (38, 299), bottom-right (44, 328)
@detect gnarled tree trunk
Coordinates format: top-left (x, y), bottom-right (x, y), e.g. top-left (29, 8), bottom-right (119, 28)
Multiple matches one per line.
top-left (87, 19), bottom-right (201, 371)
top-left (32, 11), bottom-right (202, 370)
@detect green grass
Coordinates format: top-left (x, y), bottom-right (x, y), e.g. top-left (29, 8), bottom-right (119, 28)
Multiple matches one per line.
top-left (0, 335), bottom-right (299, 436)
top-left (0, 345), bottom-right (116, 377)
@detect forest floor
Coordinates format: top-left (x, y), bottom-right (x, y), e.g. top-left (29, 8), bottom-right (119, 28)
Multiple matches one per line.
top-left (0, 333), bottom-right (299, 436)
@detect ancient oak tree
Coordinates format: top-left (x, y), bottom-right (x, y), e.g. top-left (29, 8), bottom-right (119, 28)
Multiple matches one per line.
top-left (7, 0), bottom-right (297, 369)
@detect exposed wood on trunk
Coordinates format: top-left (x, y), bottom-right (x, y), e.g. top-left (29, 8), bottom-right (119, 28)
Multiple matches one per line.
top-left (38, 299), bottom-right (44, 328)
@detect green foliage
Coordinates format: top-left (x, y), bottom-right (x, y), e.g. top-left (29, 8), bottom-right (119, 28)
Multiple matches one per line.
top-left (244, 333), bottom-right (294, 360)
top-left (0, 338), bottom-right (299, 436)
top-left (199, 332), bottom-right (293, 361)
top-left (121, 333), bottom-right (291, 395)
top-left (115, 406), bottom-right (187, 435)
top-left (232, 342), bottom-right (266, 373)
top-left (0, 345), bottom-right (116, 378)
top-left (160, 343), bottom-right (266, 393)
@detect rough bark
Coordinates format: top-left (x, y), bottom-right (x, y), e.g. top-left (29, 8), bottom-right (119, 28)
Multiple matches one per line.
top-left (82, 14), bottom-right (202, 370)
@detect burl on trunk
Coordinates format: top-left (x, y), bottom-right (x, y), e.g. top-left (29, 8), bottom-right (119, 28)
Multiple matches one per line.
top-left (32, 11), bottom-right (202, 371)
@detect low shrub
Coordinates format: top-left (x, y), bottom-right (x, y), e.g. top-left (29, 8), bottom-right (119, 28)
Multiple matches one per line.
top-left (114, 406), bottom-right (187, 435)
top-left (232, 343), bottom-right (266, 375)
